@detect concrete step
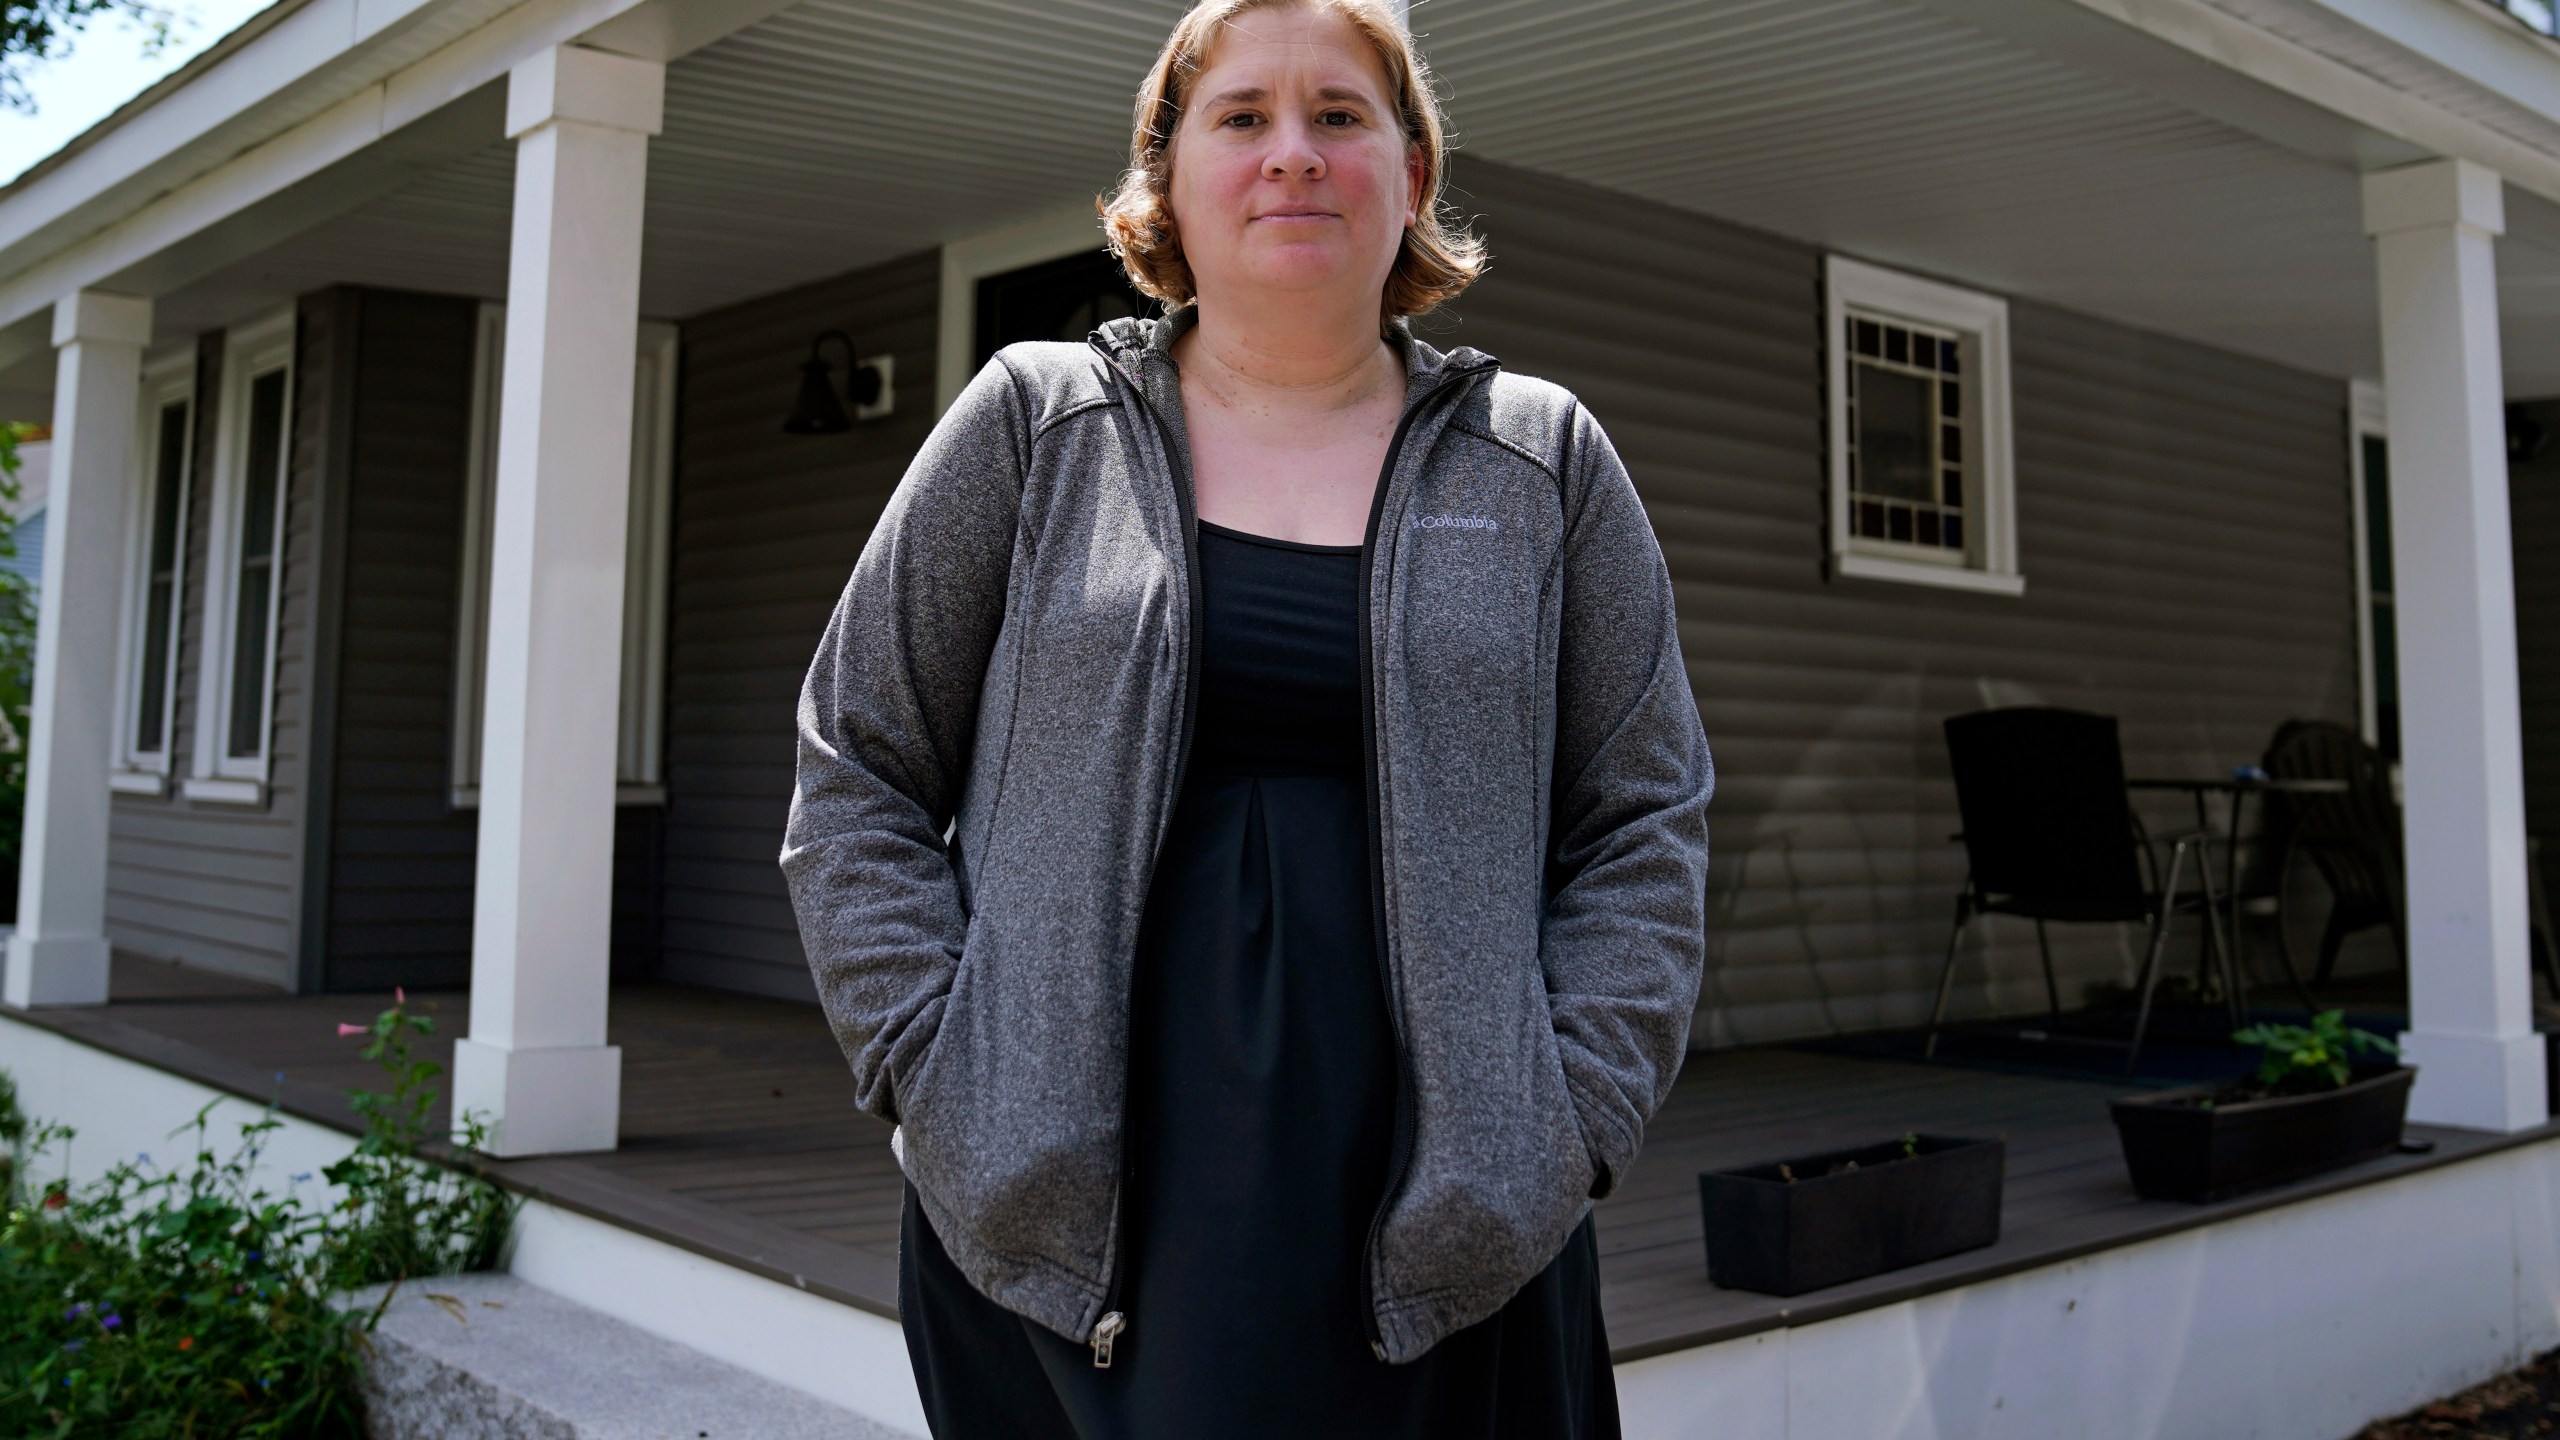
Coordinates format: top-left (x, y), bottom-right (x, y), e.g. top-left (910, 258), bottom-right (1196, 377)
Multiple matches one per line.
top-left (351, 1272), bottom-right (916, 1440)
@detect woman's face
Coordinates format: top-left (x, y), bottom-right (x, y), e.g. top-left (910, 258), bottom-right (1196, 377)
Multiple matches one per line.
top-left (1165, 5), bottom-right (1423, 317)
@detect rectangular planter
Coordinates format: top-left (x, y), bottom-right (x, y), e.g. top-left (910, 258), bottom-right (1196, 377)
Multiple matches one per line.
top-left (1697, 1133), bottom-right (2004, 1296)
top-left (2110, 1062), bottom-right (2414, 1204)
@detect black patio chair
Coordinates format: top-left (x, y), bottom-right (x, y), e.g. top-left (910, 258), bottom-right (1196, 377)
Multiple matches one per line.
top-left (1925, 706), bottom-right (2234, 1076)
top-left (2259, 720), bottom-right (2405, 988)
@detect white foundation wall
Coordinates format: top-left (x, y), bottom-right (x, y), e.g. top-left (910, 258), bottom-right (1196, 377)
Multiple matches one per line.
top-left (12, 1012), bottom-right (2560, 1439)
top-left (1620, 1133), bottom-right (2560, 1440)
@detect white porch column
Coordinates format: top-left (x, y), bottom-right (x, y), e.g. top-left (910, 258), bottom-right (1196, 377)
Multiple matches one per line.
top-left (2360, 158), bottom-right (2546, 1132)
top-left (450, 44), bottom-right (662, 1156)
top-left (4, 291), bottom-right (152, 1009)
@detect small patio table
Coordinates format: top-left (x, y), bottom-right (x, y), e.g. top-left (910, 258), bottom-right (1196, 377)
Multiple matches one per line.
top-left (2125, 772), bottom-right (2350, 1012)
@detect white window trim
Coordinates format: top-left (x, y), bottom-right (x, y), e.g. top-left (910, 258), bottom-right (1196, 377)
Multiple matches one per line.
top-left (186, 304), bottom-right (295, 805)
top-left (110, 344), bottom-right (197, 796)
top-left (1823, 253), bottom-right (2022, 598)
top-left (935, 200), bottom-right (1115, 416)
top-left (450, 302), bottom-right (675, 811)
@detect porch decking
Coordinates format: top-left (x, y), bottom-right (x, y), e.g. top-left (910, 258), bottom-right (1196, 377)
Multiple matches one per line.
top-left (22, 954), bottom-right (2557, 1366)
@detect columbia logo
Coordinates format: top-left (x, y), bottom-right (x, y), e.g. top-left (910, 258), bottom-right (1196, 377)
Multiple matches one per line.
top-left (1411, 514), bottom-right (1499, 533)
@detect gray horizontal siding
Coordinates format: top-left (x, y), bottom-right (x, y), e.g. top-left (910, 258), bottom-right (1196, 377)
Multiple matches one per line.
top-left (104, 306), bottom-right (327, 990)
top-left (1434, 157), bottom-right (2363, 1045)
top-left (655, 158), bottom-right (2373, 1044)
top-left (660, 249), bottom-right (942, 1000)
top-left (315, 288), bottom-right (480, 991)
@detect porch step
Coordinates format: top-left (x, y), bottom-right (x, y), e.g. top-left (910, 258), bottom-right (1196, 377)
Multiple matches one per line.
top-left (351, 1272), bottom-right (915, 1440)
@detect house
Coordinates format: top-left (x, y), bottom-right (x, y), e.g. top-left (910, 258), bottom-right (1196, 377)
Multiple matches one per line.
top-left (3, 0), bottom-right (2559, 1434)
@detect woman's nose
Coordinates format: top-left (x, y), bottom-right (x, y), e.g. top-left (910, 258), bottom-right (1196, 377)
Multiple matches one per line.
top-left (1262, 115), bottom-right (1325, 179)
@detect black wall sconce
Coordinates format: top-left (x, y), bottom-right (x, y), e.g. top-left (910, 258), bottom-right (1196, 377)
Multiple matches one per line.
top-left (783, 329), bottom-right (894, 434)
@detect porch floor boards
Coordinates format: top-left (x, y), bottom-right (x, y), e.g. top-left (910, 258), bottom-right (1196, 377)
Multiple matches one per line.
top-left (24, 954), bottom-right (2554, 1364)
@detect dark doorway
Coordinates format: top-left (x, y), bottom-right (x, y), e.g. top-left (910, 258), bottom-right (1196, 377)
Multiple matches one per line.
top-left (974, 248), bottom-right (1152, 366)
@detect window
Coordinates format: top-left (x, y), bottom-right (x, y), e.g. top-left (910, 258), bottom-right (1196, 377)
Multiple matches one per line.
top-left (1824, 254), bottom-right (2021, 597)
top-left (450, 302), bottom-right (675, 809)
top-left (186, 307), bottom-right (295, 804)
top-left (111, 350), bottom-right (196, 794)
top-left (2348, 380), bottom-right (2397, 764)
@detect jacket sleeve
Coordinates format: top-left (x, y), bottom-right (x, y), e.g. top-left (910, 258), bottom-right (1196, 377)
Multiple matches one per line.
top-left (780, 356), bottom-right (1030, 1127)
top-left (1542, 400), bottom-right (1715, 1201)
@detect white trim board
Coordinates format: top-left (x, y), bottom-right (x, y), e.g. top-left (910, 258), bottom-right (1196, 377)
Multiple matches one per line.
top-left (187, 302), bottom-right (295, 802)
top-left (109, 343), bottom-right (198, 793)
top-left (934, 200), bottom-right (1114, 417)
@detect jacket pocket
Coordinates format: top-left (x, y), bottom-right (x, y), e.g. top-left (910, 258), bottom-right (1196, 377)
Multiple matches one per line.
top-left (1535, 1011), bottom-right (1602, 1204)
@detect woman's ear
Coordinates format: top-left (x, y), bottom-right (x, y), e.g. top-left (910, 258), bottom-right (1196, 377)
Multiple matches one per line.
top-left (1404, 140), bottom-right (1425, 226)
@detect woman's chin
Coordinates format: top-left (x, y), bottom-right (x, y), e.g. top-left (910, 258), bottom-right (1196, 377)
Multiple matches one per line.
top-left (1211, 256), bottom-right (1390, 307)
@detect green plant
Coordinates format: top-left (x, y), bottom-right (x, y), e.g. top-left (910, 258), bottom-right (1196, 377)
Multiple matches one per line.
top-left (2232, 1008), bottom-right (2402, 1096)
top-left (0, 990), bottom-right (518, 1437)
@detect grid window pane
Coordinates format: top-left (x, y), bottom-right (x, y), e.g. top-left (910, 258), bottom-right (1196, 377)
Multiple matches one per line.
top-left (133, 399), bottom-right (188, 755)
top-left (1852, 363), bottom-right (1934, 503)
top-left (227, 367), bottom-right (288, 761)
top-left (1843, 307), bottom-right (1971, 559)
top-left (227, 565), bottom-right (270, 759)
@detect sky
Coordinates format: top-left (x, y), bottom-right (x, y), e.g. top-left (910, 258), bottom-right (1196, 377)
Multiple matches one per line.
top-left (3, 0), bottom-right (277, 187)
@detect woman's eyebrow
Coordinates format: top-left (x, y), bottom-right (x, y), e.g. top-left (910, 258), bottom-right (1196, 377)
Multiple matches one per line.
top-left (1199, 84), bottom-right (1378, 108)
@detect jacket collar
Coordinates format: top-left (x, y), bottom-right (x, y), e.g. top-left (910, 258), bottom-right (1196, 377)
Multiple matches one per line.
top-left (1091, 305), bottom-right (1498, 416)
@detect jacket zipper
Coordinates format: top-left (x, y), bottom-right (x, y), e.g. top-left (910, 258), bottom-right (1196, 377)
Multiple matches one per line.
top-left (1088, 330), bottom-right (1496, 1368)
top-left (1354, 359), bottom-right (1499, 1363)
top-left (1081, 334), bottom-right (1208, 1370)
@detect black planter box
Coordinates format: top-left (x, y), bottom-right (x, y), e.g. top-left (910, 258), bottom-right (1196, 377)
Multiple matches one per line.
top-left (1697, 1134), bottom-right (2004, 1296)
top-left (2110, 1062), bottom-right (2415, 1204)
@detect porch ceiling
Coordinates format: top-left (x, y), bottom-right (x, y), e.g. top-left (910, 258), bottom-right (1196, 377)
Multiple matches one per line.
top-left (66, 0), bottom-right (2560, 397)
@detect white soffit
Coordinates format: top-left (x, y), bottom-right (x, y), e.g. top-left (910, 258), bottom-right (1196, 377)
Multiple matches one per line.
top-left (129, 0), bottom-right (2560, 397)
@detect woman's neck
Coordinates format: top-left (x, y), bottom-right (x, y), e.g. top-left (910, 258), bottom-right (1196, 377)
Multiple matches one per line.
top-left (1174, 298), bottom-right (1403, 415)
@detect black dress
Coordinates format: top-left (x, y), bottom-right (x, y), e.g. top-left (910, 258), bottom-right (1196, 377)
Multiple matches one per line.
top-left (899, 519), bottom-right (1620, 1439)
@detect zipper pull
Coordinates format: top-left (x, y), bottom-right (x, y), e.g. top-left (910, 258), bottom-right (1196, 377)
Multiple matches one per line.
top-left (1090, 1310), bottom-right (1128, 1369)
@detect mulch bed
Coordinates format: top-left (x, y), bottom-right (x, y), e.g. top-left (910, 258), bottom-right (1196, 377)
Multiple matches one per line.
top-left (2355, 1349), bottom-right (2560, 1438)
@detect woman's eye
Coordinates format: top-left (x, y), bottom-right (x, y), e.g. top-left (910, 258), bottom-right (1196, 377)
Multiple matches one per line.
top-left (1222, 112), bottom-right (1260, 129)
top-left (1320, 110), bottom-right (1357, 127)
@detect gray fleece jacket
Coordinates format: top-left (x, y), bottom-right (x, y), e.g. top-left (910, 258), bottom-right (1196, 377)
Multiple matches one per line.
top-left (781, 305), bottom-right (1713, 1365)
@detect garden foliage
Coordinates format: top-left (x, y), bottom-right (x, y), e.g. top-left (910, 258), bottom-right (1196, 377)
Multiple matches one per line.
top-left (0, 993), bottom-right (516, 1437)
top-left (2232, 1007), bottom-right (2403, 1095)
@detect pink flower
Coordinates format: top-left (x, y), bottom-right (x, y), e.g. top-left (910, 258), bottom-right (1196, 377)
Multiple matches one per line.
top-left (394, 986), bottom-right (407, 1006)
top-left (336, 1023), bottom-right (366, 1037)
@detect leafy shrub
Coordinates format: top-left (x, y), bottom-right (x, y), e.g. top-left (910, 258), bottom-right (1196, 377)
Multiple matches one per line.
top-left (0, 993), bottom-right (517, 1437)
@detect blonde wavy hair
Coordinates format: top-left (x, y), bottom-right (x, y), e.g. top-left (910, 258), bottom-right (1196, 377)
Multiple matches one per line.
top-left (1097, 0), bottom-right (1487, 320)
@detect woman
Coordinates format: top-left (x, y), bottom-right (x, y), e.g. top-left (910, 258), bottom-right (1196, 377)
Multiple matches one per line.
top-left (781, 0), bottom-right (1713, 1434)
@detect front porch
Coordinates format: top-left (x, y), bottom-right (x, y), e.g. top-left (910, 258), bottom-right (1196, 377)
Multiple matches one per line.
top-left (9, 951), bottom-right (2558, 1437)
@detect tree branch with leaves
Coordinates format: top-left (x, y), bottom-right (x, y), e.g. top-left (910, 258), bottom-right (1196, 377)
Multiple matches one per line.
top-left (4, 0), bottom-right (177, 113)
